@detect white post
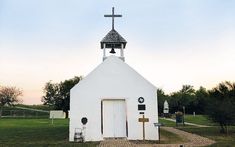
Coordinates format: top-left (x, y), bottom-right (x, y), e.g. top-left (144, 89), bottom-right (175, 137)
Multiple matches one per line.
top-left (103, 44), bottom-right (106, 61)
top-left (51, 115), bottom-right (54, 125)
top-left (120, 44), bottom-right (124, 57)
top-left (120, 44), bottom-right (125, 61)
top-left (82, 125), bottom-right (86, 142)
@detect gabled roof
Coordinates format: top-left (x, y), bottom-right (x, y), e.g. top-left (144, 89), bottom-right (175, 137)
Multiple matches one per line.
top-left (71, 56), bottom-right (156, 92)
top-left (100, 29), bottom-right (127, 49)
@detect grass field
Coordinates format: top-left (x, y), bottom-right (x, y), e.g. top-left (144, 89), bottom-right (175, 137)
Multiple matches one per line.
top-left (1, 106), bottom-right (49, 118)
top-left (160, 115), bottom-right (216, 127)
top-left (0, 119), bottom-right (99, 146)
top-left (0, 118), bottom-right (186, 146)
top-left (159, 118), bottom-right (176, 127)
top-left (16, 104), bottom-right (53, 111)
top-left (159, 118), bottom-right (190, 127)
top-left (174, 115), bottom-right (235, 146)
top-left (160, 128), bottom-right (186, 144)
top-left (184, 115), bottom-right (216, 126)
top-left (160, 115), bottom-right (235, 146)
top-left (179, 126), bottom-right (235, 147)
top-left (1, 117), bottom-right (234, 146)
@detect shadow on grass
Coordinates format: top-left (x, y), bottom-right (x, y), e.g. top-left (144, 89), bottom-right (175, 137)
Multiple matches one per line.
top-left (130, 128), bottom-right (186, 145)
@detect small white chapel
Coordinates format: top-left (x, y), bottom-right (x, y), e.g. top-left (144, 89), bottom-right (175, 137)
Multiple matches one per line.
top-left (69, 7), bottom-right (159, 142)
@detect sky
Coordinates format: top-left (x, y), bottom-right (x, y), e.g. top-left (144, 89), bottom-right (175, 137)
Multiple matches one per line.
top-left (0, 0), bottom-right (235, 104)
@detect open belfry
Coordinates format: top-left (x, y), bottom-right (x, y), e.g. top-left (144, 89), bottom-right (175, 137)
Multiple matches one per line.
top-left (69, 7), bottom-right (159, 142)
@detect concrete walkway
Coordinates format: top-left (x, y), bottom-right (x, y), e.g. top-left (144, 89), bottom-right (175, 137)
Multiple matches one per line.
top-left (162, 118), bottom-right (210, 127)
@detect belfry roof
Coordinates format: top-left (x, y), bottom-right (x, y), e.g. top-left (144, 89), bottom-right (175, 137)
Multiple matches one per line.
top-left (100, 29), bottom-right (127, 49)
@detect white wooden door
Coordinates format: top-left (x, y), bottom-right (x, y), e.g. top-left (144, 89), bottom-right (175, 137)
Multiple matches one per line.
top-left (103, 100), bottom-right (126, 138)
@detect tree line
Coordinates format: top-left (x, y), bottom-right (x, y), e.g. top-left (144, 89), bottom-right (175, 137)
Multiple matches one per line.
top-left (41, 76), bottom-right (82, 118)
top-left (41, 77), bottom-right (234, 133)
top-left (158, 85), bottom-right (208, 115)
top-left (1, 78), bottom-right (234, 133)
top-left (158, 81), bottom-right (235, 133)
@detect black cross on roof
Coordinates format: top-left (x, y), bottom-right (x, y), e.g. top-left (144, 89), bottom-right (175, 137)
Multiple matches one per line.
top-left (104, 7), bottom-right (122, 30)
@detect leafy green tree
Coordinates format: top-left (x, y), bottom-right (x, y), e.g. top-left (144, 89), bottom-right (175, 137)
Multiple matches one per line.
top-left (169, 92), bottom-right (181, 113)
top-left (180, 85), bottom-right (196, 113)
top-left (195, 86), bottom-right (209, 114)
top-left (42, 76), bottom-right (82, 118)
top-left (42, 81), bottom-right (60, 107)
top-left (207, 81), bottom-right (235, 134)
top-left (58, 77), bottom-right (81, 118)
top-left (0, 86), bottom-right (23, 116)
top-left (169, 85), bottom-right (196, 114)
top-left (157, 89), bottom-right (169, 115)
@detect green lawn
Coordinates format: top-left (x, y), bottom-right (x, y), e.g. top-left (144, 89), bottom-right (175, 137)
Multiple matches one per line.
top-left (160, 115), bottom-right (235, 146)
top-left (131, 128), bottom-right (186, 145)
top-left (159, 118), bottom-right (190, 128)
top-left (184, 115), bottom-right (216, 126)
top-left (179, 126), bottom-right (235, 147)
top-left (2, 117), bottom-right (234, 146)
top-left (0, 118), bottom-right (99, 146)
top-left (0, 118), bottom-right (185, 146)
top-left (160, 128), bottom-right (186, 144)
top-left (160, 115), bottom-right (217, 126)
top-left (159, 118), bottom-right (176, 127)
top-left (1, 106), bottom-right (49, 118)
top-left (16, 104), bottom-right (53, 111)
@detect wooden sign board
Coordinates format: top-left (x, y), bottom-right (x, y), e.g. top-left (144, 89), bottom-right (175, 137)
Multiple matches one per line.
top-left (138, 118), bottom-right (149, 122)
top-left (138, 115), bottom-right (149, 140)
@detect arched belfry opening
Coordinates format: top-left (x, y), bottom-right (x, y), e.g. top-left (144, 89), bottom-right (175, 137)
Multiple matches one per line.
top-left (101, 7), bottom-right (127, 61)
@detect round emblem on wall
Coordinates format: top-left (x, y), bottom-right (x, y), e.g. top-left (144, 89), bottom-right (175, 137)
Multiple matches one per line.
top-left (138, 97), bottom-right (145, 103)
top-left (81, 117), bottom-right (88, 125)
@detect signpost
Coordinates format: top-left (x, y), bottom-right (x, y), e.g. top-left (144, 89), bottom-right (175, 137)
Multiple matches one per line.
top-left (183, 106), bottom-right (185, 126)
top-left (138, 115), bottom-right (149, 140)
top-left (154, 123), bottom-right (163, 143)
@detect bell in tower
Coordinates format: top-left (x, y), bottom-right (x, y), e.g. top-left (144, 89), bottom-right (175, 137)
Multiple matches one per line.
top-left (100, 7), bottom-right (127, 61)
top-left (110, 48), bottom-right (116, 54)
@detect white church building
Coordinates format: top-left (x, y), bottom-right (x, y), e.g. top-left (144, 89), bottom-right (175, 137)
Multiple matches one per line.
top-left (69, 7), bottom-right (159, 142)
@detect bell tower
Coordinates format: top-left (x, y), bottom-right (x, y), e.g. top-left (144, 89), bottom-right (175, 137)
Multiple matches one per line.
top-left (101, 7), bottom-right (127, 61)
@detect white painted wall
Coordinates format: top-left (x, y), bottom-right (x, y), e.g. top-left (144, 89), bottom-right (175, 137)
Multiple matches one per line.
top-left (69, 56), bottom-right (158, 141)
top-left (49, 110), bottom-right (65, 119)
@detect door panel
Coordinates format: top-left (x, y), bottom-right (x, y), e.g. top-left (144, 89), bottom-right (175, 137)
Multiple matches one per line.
top-left (103, 100), bottom-right (126, 138)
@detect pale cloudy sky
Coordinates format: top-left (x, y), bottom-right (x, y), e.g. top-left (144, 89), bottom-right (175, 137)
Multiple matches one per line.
top-left (0, 0), bottom-right (235, 104)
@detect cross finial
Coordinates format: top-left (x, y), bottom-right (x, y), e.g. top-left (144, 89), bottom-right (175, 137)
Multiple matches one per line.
top-left (104, 7), bottom-right (122, 30)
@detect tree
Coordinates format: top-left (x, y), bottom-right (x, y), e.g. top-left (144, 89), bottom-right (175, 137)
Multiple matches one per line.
top-left (41, 81), bottom-right (61, 108)
top-left (58, 77), bottom-right (81, 118)
top-left (207, 81), bottom-right (235, 134)
top-left (169, 92), bottom-right (181, 113)
top-left (169, 85), bottom-right (196, 114)
top-left (0, 86), bottom-right (23, 116)
top-left (179, 85), bottom-right (196, 114)
top-left (42, 76), bottom-right (82, 118)
top-left (195, 86), bottom-right (209, 114)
